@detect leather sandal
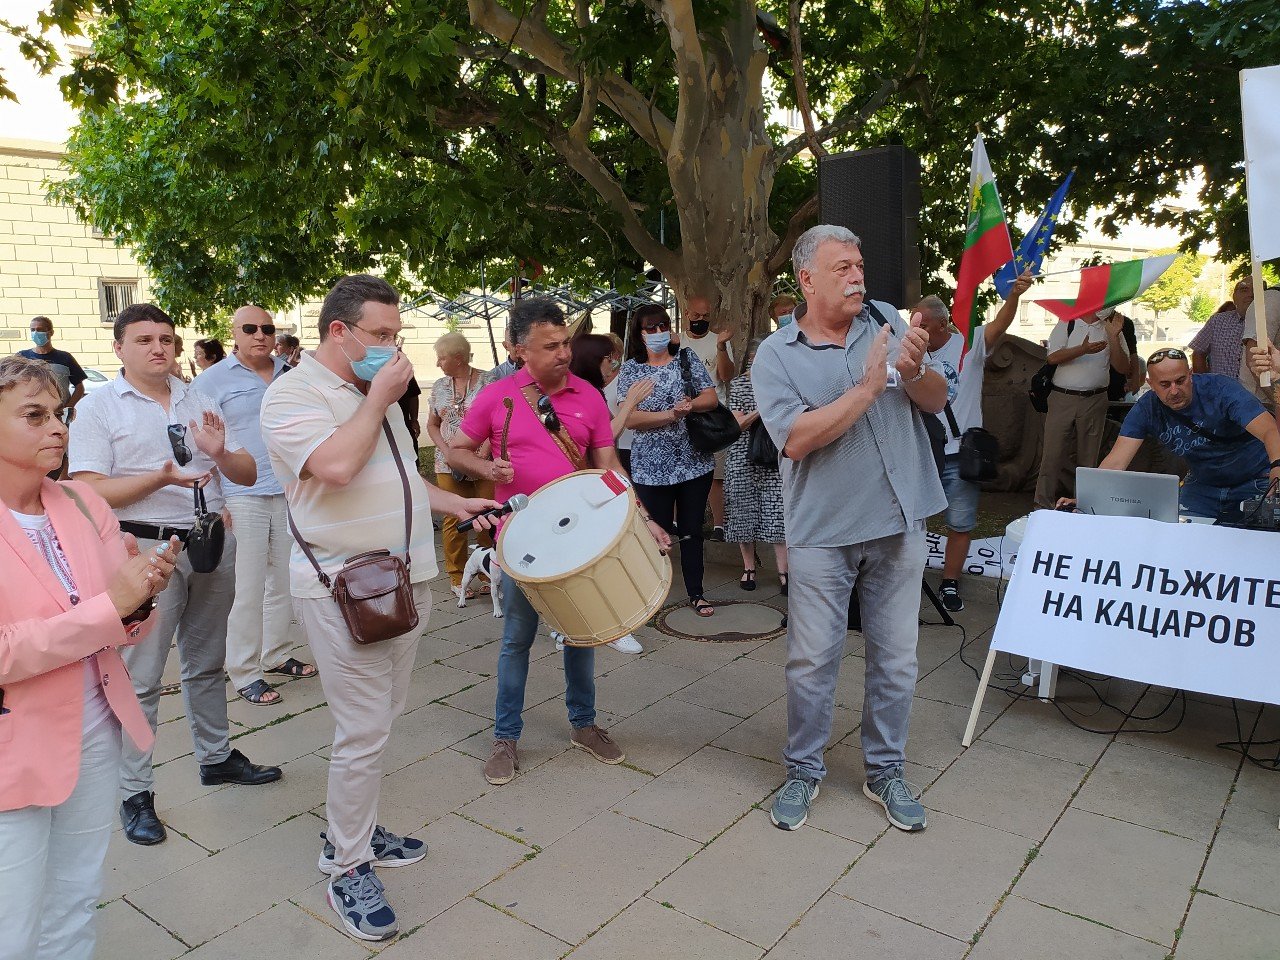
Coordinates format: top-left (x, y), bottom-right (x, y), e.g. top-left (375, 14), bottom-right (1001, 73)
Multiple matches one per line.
top-left (237, 679), bottom-right (281, 706)
top-left (740, 569), bottom-right (757, 591)
top-left (265, 657), bottom-right (317, 678)
top-left (691, 596), bottom-right (715, 617)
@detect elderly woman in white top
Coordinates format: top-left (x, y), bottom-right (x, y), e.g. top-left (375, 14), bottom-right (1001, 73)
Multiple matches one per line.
top-left (426, 332), bottom-right (495, 598)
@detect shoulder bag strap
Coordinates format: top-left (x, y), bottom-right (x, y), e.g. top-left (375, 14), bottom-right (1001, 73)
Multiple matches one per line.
top-left (380, 420), bottom-right (414, 568)
top-left (677, 348), bottom-right (698, 398)
top-left (519, 385), bottom-right (587, 472)
top-left (287, 507), bottom-right (332, 590)
top-left (1162, 406), bottom-right (1250, 445)
top-left (286, 417), bottom-right (414, 591)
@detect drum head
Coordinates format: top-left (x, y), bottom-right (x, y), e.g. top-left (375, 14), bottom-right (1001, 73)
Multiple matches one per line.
top-left (498, 471), bottom-right (631, 581)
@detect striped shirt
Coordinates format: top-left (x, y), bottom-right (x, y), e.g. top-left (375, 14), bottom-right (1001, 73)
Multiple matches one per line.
top-left (260, 352), bottom-right (439, 599)
top-left (752, 301), bottom-right (947, 546)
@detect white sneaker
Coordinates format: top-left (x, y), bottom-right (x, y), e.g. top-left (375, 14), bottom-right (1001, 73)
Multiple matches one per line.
top-left (552, 630), bottom-right (566, 651)
top-left (607, 634), bottom-right (643, 654)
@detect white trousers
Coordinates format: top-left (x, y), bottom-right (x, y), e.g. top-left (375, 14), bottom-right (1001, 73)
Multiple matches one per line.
top-left (0, 717), bottom-right (121, 960)
top-left (225, 494), bottom-right (295, 689)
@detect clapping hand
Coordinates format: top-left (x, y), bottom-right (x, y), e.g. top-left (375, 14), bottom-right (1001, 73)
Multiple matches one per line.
top-left (895, 313), bottom-right (929, 380)
top-left (860, 326), bottom-right (892, 398)
top-left (109, 534), bottom-right (180, 619)
top-left (672, 397), bottom-right (694, 420)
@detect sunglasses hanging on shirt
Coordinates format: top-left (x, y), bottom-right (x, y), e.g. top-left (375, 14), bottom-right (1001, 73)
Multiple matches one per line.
top-left (167, 423), bottom-right (192, 466)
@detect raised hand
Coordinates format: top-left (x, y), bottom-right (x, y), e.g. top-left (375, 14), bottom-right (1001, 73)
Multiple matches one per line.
top-left (895, 312), bottom-right (929, 380)
top-left (860, 325), bottom-right (892, 398)
top-left (367, 350), bottom-right (414, 408)
top-left (1083, 338), bottom-right (1109, 355)
top-left (190, 410), bottom-right (227, 459)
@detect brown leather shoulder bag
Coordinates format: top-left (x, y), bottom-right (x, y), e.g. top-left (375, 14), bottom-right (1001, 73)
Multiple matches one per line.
top-left (289, 420), bottom-right (419, 644)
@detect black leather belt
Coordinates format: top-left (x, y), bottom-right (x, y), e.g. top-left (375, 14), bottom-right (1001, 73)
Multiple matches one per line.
top-left (119, 521), bottom-right (191, 543)
top-left (1051, 385), bottom-right (1108, 397)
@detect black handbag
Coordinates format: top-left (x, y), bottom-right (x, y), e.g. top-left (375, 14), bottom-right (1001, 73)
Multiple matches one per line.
top-left (186, 483), bottom-right (225, 573)
top-left (747, 420), bottom-right (779, 466)
top-left (1028, 319), bottom-right (1076, 413)
top-left (932, 404), bottom-right (1001, 483)
top-left (677, 349), bottom-right (741, 454)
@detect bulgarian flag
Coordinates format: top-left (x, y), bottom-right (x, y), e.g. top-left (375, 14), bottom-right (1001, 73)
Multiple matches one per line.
top-left (1033, 254), bottom-right (1177, 322)
top-left (952, 133), bottom-right (1014, 353)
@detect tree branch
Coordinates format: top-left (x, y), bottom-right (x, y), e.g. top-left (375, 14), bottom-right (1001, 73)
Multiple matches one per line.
top-left (551, 123), bottom-right (680, 282)
top-left (766, 192), bottom-right (818, 274)
top-left (657, 0), bottom-right (708, 201)
top-left (786, 0), bottom-right (826, 159)
top-left (466, 0), bottom-right (674, 153)
top-left (773, 0), bottom-right (930, 168)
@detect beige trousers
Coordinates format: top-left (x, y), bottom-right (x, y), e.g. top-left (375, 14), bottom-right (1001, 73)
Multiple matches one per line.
top-left (297, 581), bottom-right (432, 875)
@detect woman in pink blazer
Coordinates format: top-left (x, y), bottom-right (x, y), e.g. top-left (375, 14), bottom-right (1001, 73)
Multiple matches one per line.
top-left (0, 356), bottom-right (179, 960)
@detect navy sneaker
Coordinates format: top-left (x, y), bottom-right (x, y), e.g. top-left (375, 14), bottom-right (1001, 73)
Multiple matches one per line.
top-left (319, 825), bottom-right (427, 873)
top-left (327, 862), bottom-right (397, 941)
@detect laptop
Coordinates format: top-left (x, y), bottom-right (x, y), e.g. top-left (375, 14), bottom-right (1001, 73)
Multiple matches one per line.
top-left (1075, 467), bottom-right (1180, 523)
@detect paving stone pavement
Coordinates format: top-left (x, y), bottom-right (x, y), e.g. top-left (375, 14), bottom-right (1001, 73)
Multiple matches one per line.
top-left (97, 550), bottom-right (1279, 960)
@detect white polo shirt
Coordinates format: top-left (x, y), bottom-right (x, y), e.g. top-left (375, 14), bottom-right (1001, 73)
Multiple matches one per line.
top-left (1047, 319), bottom-right (1126, 391)
top-left (69, 373), bottom-right (240, 526)
top-left (260, 352), bottom-right (439, 599)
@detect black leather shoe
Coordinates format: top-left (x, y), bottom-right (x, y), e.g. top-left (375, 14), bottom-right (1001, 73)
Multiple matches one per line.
top-left (199, 748), bottom-right (283, 786)
top-left (121, 791), bottom-right (167, 846)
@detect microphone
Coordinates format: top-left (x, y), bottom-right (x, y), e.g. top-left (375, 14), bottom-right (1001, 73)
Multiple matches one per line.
top-left (457, 494), bottom-right (529, 532)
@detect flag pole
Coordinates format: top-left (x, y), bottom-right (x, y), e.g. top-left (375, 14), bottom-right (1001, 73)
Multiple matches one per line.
top-left (1241, 69), bottom-right (1274, 394)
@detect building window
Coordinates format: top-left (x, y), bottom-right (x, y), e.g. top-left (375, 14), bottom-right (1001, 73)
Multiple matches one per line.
top-left (98, 279), bottom-right (139, 324)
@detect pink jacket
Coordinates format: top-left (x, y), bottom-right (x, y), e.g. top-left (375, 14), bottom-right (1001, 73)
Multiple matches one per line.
top-left (0, 479), bottom-right (154, 811)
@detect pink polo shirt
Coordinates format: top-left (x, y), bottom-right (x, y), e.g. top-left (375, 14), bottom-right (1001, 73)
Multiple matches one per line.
top-left (459, 369), bottom-right (614, 503)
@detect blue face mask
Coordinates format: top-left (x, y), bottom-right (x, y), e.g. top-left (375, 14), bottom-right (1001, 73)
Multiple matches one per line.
top-left (776, 313), bottom-right (794, 327)
top-left (346, 343), bottom-right (397, 382)
top-left (643, 331), bottom-right (672, 354)
top-left (31, 331), bottom-right (50, 347)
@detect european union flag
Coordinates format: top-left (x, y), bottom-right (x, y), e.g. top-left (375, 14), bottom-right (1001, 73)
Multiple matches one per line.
top-left (994, 171), bottom-right (1073, 299)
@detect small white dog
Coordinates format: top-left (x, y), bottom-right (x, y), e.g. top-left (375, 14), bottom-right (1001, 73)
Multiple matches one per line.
top-left (457, 545), bottom-right (503, 618)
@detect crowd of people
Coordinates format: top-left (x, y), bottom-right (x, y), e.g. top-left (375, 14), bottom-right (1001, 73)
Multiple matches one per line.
top-left (3, 223), bottom-right (1278, 954)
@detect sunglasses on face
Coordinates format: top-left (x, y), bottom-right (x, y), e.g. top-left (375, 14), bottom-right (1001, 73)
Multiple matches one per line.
top-left (535, 393), bottom-right (562, 433)
top-left (640, 320), bottom-right (671, 333)
top-left (1147, 348), bottom-right (1187, 365)
top-left (167, 422), bottom-right (192, 466)
top-left (242, 323), bottom-right (276, 336)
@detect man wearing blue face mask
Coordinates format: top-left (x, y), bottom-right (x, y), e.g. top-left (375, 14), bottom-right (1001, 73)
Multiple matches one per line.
top-left (20, 316), bottom-right (87, 413)
top-left (260, 273), bottom-right (501, 943)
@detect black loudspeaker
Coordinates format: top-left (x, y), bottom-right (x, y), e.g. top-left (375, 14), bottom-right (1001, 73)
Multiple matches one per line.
top-left (817, 146), bottom-right (921, 309)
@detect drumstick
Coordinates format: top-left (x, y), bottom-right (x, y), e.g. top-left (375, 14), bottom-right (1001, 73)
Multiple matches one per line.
top-left (500, 397), bottom-right (514, 462)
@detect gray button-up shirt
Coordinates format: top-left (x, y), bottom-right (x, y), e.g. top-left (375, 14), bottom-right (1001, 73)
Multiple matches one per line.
top-left (192, 353), bottom-right (288, 498)
top-left (752, 301), bottom-right (947, 547)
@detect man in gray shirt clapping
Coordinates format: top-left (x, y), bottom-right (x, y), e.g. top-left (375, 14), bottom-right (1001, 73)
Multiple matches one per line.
top-left (753, 225), bottom-right (947, 834)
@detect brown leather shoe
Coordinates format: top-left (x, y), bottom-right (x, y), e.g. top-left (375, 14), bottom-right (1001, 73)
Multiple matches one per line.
top-left (484, 739), bottom-right (519, 785)
top-left (570, 725), bottom-right (624, 764)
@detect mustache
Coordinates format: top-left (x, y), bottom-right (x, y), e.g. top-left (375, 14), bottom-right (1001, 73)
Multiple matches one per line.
top-left (843, 283), bottom-right (866, 298)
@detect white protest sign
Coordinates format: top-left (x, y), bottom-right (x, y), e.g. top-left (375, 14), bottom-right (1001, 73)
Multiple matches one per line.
top-left (924, 532), bottom-right (1018, 580)
top-left (988, 511), bottom-right (1280, 706)
top-left (1242, 64), bottom-right (1280, 261)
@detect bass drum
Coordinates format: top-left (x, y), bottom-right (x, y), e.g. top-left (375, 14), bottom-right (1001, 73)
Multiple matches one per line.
top-left (496, 470), bottom-right (671, 647)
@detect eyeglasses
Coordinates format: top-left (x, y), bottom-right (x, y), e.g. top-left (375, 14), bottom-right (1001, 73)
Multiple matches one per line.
top-left (167, 423), bottom-right (192, 466)
top-left (535, 393), bottom-right (562, 433)
top-left (1147, 348), bottom-right (1187, 365)
top-left (241, 323), bottom-right (276, 336)
top-left (640, 320), bottom-right (671, 333)
top-left (19, 407), bottom-right (66, 428)
top-left (345, 322), bottom-right (404, 349)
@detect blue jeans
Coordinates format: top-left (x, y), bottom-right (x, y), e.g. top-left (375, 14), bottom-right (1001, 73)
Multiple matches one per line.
top-left (784, 528), bottom-right (927, 782)
top-left (1179, 476), bottom-right (1270, 522)
top-left (494, 571), bottom-right (596, 741)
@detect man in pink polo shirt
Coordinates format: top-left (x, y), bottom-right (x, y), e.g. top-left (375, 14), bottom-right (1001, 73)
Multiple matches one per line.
top-left (450, 299), bottom-right (671, 785)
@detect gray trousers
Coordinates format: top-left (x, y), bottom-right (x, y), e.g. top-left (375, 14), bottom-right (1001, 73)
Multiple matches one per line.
top-left (784, 527), bottom-right (926, 782)
top-left (119, 534), bottom-right (237, 799)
